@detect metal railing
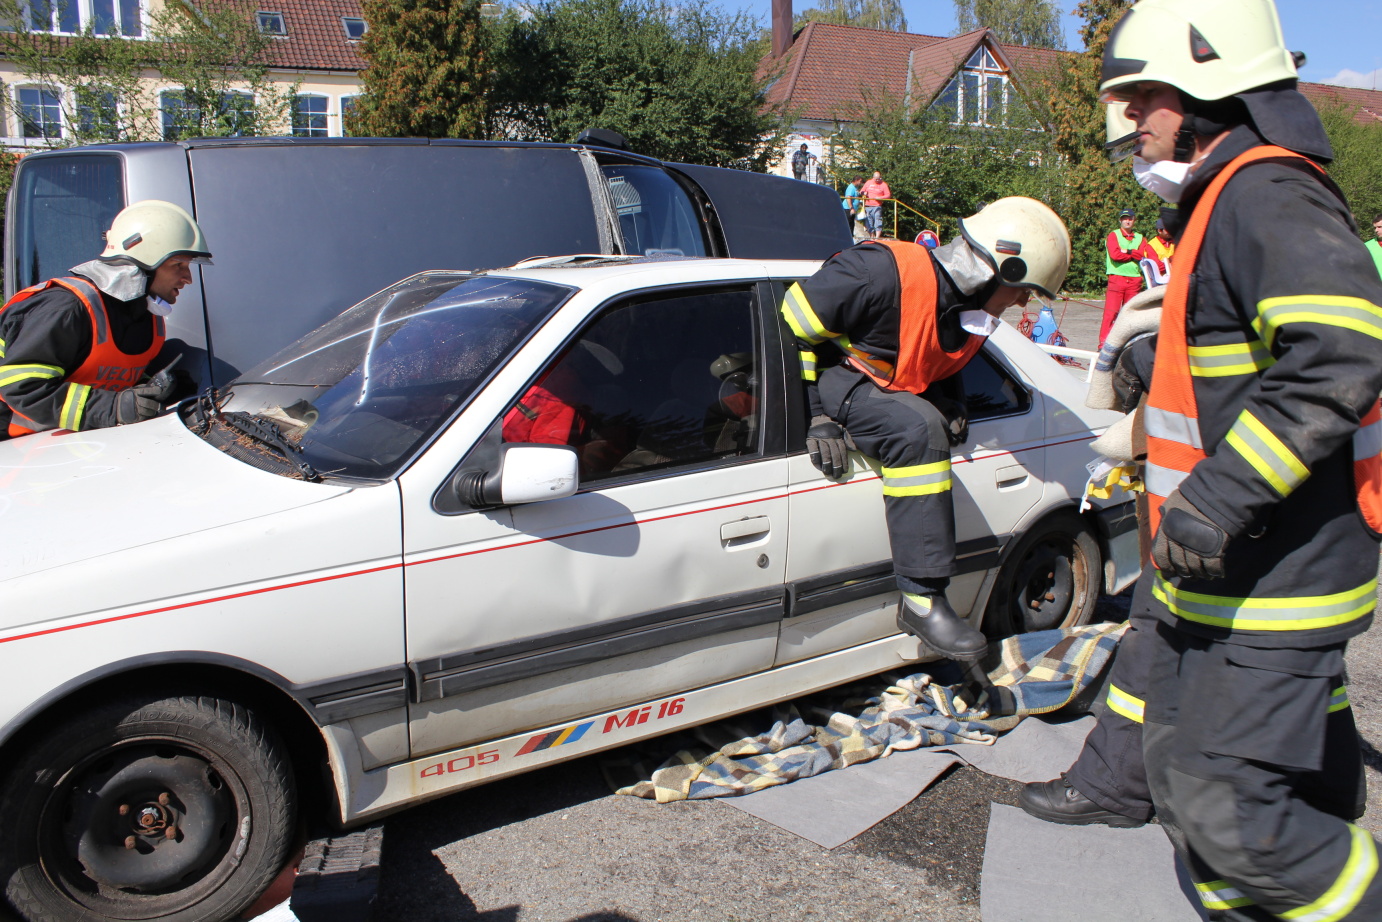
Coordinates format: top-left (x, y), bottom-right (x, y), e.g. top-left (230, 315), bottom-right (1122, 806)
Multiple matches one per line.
top-left (836, 191), bottom-right (943, 239)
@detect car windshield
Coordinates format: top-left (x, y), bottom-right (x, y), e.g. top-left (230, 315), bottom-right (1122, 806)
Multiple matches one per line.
top-left (212, 273), bottom-right (570, 481)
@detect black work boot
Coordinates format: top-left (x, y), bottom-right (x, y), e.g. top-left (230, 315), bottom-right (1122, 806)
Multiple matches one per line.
top-left (1019, 774), bottom-right (1145, 828)
top-left (897, 593), bottom-right (987, 661)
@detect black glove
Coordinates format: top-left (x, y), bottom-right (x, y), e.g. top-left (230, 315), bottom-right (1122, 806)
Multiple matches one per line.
top-left (805, 415), bottom-right (849, 479)
top-left (115, 378), bottom-right (177, 425)
top-left (926, 395), bottom-right (969, 446)
top-left (1112, 332), bottom-right (1157, 414)
top-left (1152, 491), bottom-right (1229, 580)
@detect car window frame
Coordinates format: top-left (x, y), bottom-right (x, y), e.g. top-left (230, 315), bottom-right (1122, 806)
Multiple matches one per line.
top-left (433, 277), bottom-right (786, 515)
top-left (772, 277), bottom-right (1034, 449)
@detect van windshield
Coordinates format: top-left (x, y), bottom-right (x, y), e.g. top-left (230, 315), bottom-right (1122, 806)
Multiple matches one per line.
top-left (209, 273), bottom-right (570, 481)
top-left (12, 154), bottom-right (124, 290)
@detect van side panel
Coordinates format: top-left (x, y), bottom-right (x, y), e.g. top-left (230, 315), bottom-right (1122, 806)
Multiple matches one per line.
top-left (668, 164), bottom-right (852, 261)
top-left (188, 145), bottom-right (601, 383)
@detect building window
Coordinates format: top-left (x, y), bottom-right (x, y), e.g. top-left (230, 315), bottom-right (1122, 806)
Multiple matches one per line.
top-left (161, 91), bottom-right (200, 140)
top-left (341, 17), bottom-right (366, 40)
top-left (24, 0), bottom-right (141, 36)
top-left (75, 87), bottom-right (119, 137)
top-left (340, 95), bottom-right (359, 136)
top-left (256, 10), bottom-right (285, 35)
top-left (216, 91), bottom-right (255, 137)
top-left (292, 95), bottom-right (328, 137)
top-left (934, 45), bottom-right (1012, 128)
top-left (18, 87), bottom-right (62, 139)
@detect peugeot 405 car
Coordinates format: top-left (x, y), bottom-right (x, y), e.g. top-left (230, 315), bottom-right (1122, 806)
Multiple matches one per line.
top-left (0, 256), bottom-right (1137, 922)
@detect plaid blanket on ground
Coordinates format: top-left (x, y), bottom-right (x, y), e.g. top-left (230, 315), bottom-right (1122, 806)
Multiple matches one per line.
top-left (614, 621), bottom-right (1127, 803)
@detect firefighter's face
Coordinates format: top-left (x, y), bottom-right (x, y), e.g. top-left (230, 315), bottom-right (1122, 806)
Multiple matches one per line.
top-left (1121, 81), bottom-right (1184, 164)
top-left (984, 285), bottom-right (1031, 317)
top-left (1374, 219), bottom-right (1382, 240)
top-left (150, 255), bottom-right (194, 304)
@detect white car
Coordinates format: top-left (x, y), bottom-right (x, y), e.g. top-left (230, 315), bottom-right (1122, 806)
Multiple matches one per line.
top-left (0, 257), bottom-right (1136, 922)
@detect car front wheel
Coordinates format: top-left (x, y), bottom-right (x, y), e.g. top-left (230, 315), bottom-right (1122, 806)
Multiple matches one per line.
top-left (0, 693), bottom-right (295, 922)
top-left (983, 510), bottom-right (1102, 639)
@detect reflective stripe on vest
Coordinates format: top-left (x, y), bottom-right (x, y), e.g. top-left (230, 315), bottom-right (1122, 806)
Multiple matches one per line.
top-left (0, 276), bottom-right (163, 436)
top-left (1145, 146), bottom-right (1382, 541)
top-left (1152, 573), bottom-right (1377, 632)
top-left (848, 239), bottom-right (984, 393)
top-left (1330, 685), bottom-right (1351, 714)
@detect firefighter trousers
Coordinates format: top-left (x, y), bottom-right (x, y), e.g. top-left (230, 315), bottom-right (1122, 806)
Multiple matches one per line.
top-left (1141, 581), bottom-right (1375, 921)
top-left (817, 365), bottom-right (956, 589)
top-left (1064, 574), bottom-right (1156, 821)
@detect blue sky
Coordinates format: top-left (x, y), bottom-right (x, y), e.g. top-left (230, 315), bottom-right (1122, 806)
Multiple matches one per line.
top-left (733, 0), bottom-right (1382, 89)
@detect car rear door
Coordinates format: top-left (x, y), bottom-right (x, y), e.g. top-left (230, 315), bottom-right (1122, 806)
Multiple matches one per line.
top-left (778, 302), bottom-right (1047, 666)
top-left (397, 274), bottom-right (791, 761)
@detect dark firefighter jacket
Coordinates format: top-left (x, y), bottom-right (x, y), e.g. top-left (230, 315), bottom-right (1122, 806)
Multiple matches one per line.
top-left (1152, 124), bottom-right (1382, 648)
top-left (0, 278), bottom-right (158, 438)
top-left (782, 241), bottom-right (980, 416)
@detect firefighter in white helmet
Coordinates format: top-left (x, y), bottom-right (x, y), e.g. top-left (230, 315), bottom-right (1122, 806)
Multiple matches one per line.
top-left (780, 197), bottom-right (1071, 661)
top-left (0, 200), bottom-right (211, 439)
top-left (1025, 0), bottom-right (1382, 918)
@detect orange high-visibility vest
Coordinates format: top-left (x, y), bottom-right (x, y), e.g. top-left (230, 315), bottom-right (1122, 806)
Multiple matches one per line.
top-left (840, 239), bottom-right (985, 393)
top-left (0, 276), bottom-right (164, 437)
top-left (1144, 145), bottom-right (1382, 540)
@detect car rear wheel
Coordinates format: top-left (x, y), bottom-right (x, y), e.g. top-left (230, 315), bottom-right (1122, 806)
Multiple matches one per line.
top-left (983, 511), bottom-right (1102, 639)
top-left (0, 693), bottom-right (295, 922)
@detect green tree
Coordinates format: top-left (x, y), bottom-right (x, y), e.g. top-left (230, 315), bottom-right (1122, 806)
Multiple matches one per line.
top-left (0, 0), bottom-right (295, 144)
top-left (953, 0), bottom-right (1064, 49)
top-left (831, 88), bottom-right (1063, 243)
top-left (350, 0), bottom-right (486, 138)
top-left (796, 0), bottom-right (907, 33)
top-left (1316, 101), bottom-right (1382, 241)
top-left (486, 0), bottom-right (785, 168)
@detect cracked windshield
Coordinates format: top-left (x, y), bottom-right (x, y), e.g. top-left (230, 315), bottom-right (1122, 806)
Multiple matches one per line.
top-left (211, 273), bottom-right (569, 480)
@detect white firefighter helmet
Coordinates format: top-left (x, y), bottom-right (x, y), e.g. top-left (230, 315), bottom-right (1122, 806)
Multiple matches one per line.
top-left (958, 197), bottom-right (1071, 300)
top-left (1099, 0), bottom-right (1299, 104)
top-left (100, 200), bottom-right (212, 271)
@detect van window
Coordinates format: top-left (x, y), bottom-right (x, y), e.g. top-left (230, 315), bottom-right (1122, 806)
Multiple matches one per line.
top-left (600, 164), bottom-right (706, 258)
top-left (12, 154), bottom-right (124, 290)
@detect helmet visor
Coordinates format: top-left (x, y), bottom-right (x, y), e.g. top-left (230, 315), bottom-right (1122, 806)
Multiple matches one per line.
top-left (1104, 103), bottom-right (1138, 163)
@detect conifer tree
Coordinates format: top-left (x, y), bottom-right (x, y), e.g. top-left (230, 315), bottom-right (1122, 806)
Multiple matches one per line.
top-left (351, 0), bottom-right (487, 139)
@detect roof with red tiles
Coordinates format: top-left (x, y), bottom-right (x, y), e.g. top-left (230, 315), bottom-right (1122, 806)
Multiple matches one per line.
top-left (764, 22), bottom-right (1382, 127)
top-left (196, 0), bottom-right (366, 72)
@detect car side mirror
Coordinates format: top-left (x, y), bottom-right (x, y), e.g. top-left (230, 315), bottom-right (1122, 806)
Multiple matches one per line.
top-left (453, 443), bottom-right (579, 508)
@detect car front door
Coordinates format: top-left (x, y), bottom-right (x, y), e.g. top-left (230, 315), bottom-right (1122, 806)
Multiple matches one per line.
top-left (399, 280), bottom-right (790, 760)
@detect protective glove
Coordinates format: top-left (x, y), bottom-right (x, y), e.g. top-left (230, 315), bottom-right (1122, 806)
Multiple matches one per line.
top-left (805, 415), bottom-right (849, 479)
top-left (1112, 332), bottom-right (1156, 414)
top-left (1152, 491), bottom-right (1229, 580)
top-left (115, 377), bottom-right (177, 425)
top-left (926, 395), bottom-right (969, 446)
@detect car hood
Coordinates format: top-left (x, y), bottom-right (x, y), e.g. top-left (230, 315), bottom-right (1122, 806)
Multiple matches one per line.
top-left (0, 415), bottom-right (352, 584)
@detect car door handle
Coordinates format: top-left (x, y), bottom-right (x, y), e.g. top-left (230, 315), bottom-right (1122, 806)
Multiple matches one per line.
top-left (996, 464), bottom-right (1030, 490)
top-left (721, 516), bottom-right (771, 548)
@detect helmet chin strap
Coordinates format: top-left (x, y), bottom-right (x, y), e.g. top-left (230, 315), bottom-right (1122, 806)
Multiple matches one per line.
top-left (1173, 97), bottom-right (1198, 163)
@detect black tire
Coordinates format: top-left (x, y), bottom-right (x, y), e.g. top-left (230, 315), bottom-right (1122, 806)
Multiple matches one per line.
top-left (983, 510), bottom-right (1102, 639)
top-left (0, 693), bottom-right (296, 922)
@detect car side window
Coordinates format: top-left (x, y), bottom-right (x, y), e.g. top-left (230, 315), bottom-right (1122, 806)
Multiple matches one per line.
top-left (502, 287), bottom-right (761, 483)
top-left (953, 348), bottom-right (1031, 420)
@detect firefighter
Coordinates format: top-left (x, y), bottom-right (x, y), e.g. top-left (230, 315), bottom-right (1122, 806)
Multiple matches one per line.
top-left (781, 197), bottom-right (1071, 660)
top-left (0, 200), bottom-right (211, 439)
top-left (1028, 0), bottom-right (1382, 918)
